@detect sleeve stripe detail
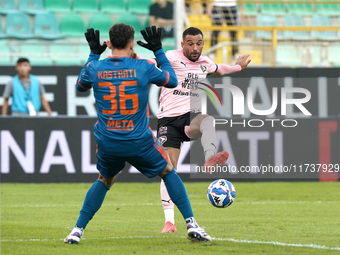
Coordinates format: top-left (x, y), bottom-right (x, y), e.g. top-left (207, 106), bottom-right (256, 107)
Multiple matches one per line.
top-left (214, 64), bottom-right (218, 73)
top-left (78, 79), bottom-right (90, 90)
top-left (161, 71), bottom-right (170, 86)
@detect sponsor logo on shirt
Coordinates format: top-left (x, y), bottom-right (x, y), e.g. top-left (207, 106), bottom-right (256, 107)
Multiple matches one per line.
top-left (107, 118), bottom-right (134, 131)
top-left (173, 90), bottom-right (199, 97)
top-left (181, 73), bottom-right (199, 90)
top-left (180, 61), bottom-right (187, 67)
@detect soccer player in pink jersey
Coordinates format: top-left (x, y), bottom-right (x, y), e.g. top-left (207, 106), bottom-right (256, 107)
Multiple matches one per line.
top-left (138, 27), bottom-right (251, 233)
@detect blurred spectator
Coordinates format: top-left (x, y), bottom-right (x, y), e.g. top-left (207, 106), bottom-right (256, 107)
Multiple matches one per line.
top-left (2, 58), bottom-right (52, 116)
top-left (149, 0), bottom-right (174, 39)
top-left (207, 0), bottom-right (244, 57)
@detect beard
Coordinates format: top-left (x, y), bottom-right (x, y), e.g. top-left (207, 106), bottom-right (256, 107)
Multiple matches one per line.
top-left (186, 51), bottom-right (201, 62)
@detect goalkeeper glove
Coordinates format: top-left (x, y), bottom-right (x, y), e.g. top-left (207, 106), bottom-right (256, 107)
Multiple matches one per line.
top-left (137, 26), bottom-right (163, 52)
top-left (84, 28), bottom-right (107, 55)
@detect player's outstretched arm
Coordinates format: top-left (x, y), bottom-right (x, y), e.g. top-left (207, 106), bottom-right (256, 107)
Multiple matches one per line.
top-left (76, 28), bottom-right (106, 92)
top-left (212, 54), bottom-right (251, 76)
top-left (137, 26), bottom-right (177, 88)
top-left (152, 49), bottom-right (177, 88)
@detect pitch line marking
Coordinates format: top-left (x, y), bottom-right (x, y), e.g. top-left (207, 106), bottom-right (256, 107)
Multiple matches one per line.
top-left (1, 200), bottom-right (338, 208)
top-left (1, 236), bottom-right (340, 251)
top-left (212, 238), bottom-right (340, 251)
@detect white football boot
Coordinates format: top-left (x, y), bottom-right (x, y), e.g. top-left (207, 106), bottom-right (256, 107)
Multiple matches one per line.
top-left (187, 226), bottom-right (212, 242)
top-left (64, 226), bottom-right (84, 244)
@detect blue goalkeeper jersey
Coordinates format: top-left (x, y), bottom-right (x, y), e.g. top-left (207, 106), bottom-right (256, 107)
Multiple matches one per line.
top-left (76, 49), bottom-right (177, 140)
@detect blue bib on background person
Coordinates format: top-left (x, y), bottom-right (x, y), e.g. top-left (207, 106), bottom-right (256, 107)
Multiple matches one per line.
top-left (12, 75), bottom-right (41, 114)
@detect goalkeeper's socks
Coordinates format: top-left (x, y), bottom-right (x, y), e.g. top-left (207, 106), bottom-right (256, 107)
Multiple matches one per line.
top-left (76, 179), bottom-right (110, 229)
top-left (161, 168), bottom-right (193, 220)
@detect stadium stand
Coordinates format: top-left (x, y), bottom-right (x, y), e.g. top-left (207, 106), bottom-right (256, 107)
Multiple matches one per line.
top-left (134, 46), bottom-right (154, 59)
top-left (20, 43), bottom-right (52, 65)
top-left (256, 15), bottom-right (280, 40)
top-left (311, 16), bottom-right (338, 41)
top-left (0, 0), bottom-right (16, 14)
top-left (282, 16), bottom-right (310, 40)
top-left (162, 37), bottom-right (176, 52)
top-left (18, 0), bottom-right (44, 14)
top-left (0, 0), bottom-right (339, 67)
top-left (242, 0), bottom-right (258, 16)
top-left (116, 13), bottom-right (143, 38)
top-left (144, 16), bottom-right (150, 28)
top-left (260, 0), bottom-right (287, 16)
top-left (49, 44), bottom-right (81, 65)
top-left (309, 45), bottom-right (322, 66)
top-left (287, 0), bottom-right (314, 15)
top-left (72, 0), bottom-right (98, 13)
top-left (315, 0), bottom-right (340, 16)
top-left (275, 44), bottom-right (302, 66)
top-left (187, 14), bottom-right (212, 49)
top-left (6, 12), bottom-right (35, 39)
top-left (100, 0), bottom-right (127, 14)
top-left (0, 17), bottom-right (7, 38)
top-left (127, 0), bottom-right (153, 15)
top-left (34, 12), bottom-right (64, 40)
top-left (77, 44), bottom-right (91, 65)
top-left (59, 13), bottom-right (85, 37)
top-left (327, 44), bottom-right (340, 67)
top-left (44, 0), bottom-right (71, 13)
top-left (0, 40), bottom-right (11, 65)
top-left (88, 14), bottom-right (113, 39)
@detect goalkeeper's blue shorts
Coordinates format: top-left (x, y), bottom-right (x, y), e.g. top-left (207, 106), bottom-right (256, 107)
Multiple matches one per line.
top-left (95, 128), bottom-right (168, 178)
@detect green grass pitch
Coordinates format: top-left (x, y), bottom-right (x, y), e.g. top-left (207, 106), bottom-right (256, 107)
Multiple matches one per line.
top-left (1, 181), bottom-right (339, 254)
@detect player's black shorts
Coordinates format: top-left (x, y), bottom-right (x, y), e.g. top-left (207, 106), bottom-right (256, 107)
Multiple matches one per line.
top-left (157, 111), bottom-right (201, 149)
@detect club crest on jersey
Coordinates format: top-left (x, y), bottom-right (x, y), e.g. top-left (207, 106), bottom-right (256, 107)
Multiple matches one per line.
top-left (158, 136), bottom-right (167, 144)
top-left (200, 65), bottom-right (207, 73)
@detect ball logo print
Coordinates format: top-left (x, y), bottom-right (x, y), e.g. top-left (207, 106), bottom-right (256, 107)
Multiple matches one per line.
top-left (207, 179), bottom-right (236, 208)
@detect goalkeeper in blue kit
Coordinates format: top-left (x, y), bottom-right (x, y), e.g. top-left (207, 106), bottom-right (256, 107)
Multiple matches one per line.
top-left (64, 24), bottom-right (211, 244)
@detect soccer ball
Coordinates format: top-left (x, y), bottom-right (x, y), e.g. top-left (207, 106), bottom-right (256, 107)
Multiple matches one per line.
top-left (207, 179), bottom-right (236, 208)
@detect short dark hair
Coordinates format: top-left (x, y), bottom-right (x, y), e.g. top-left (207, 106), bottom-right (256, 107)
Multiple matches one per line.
top-left (17, 58), bottom-right (30, 64)
top-left (182, 27), bottom-right (203, 40)
top-left (109, 23), bottom-right (135, 50)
